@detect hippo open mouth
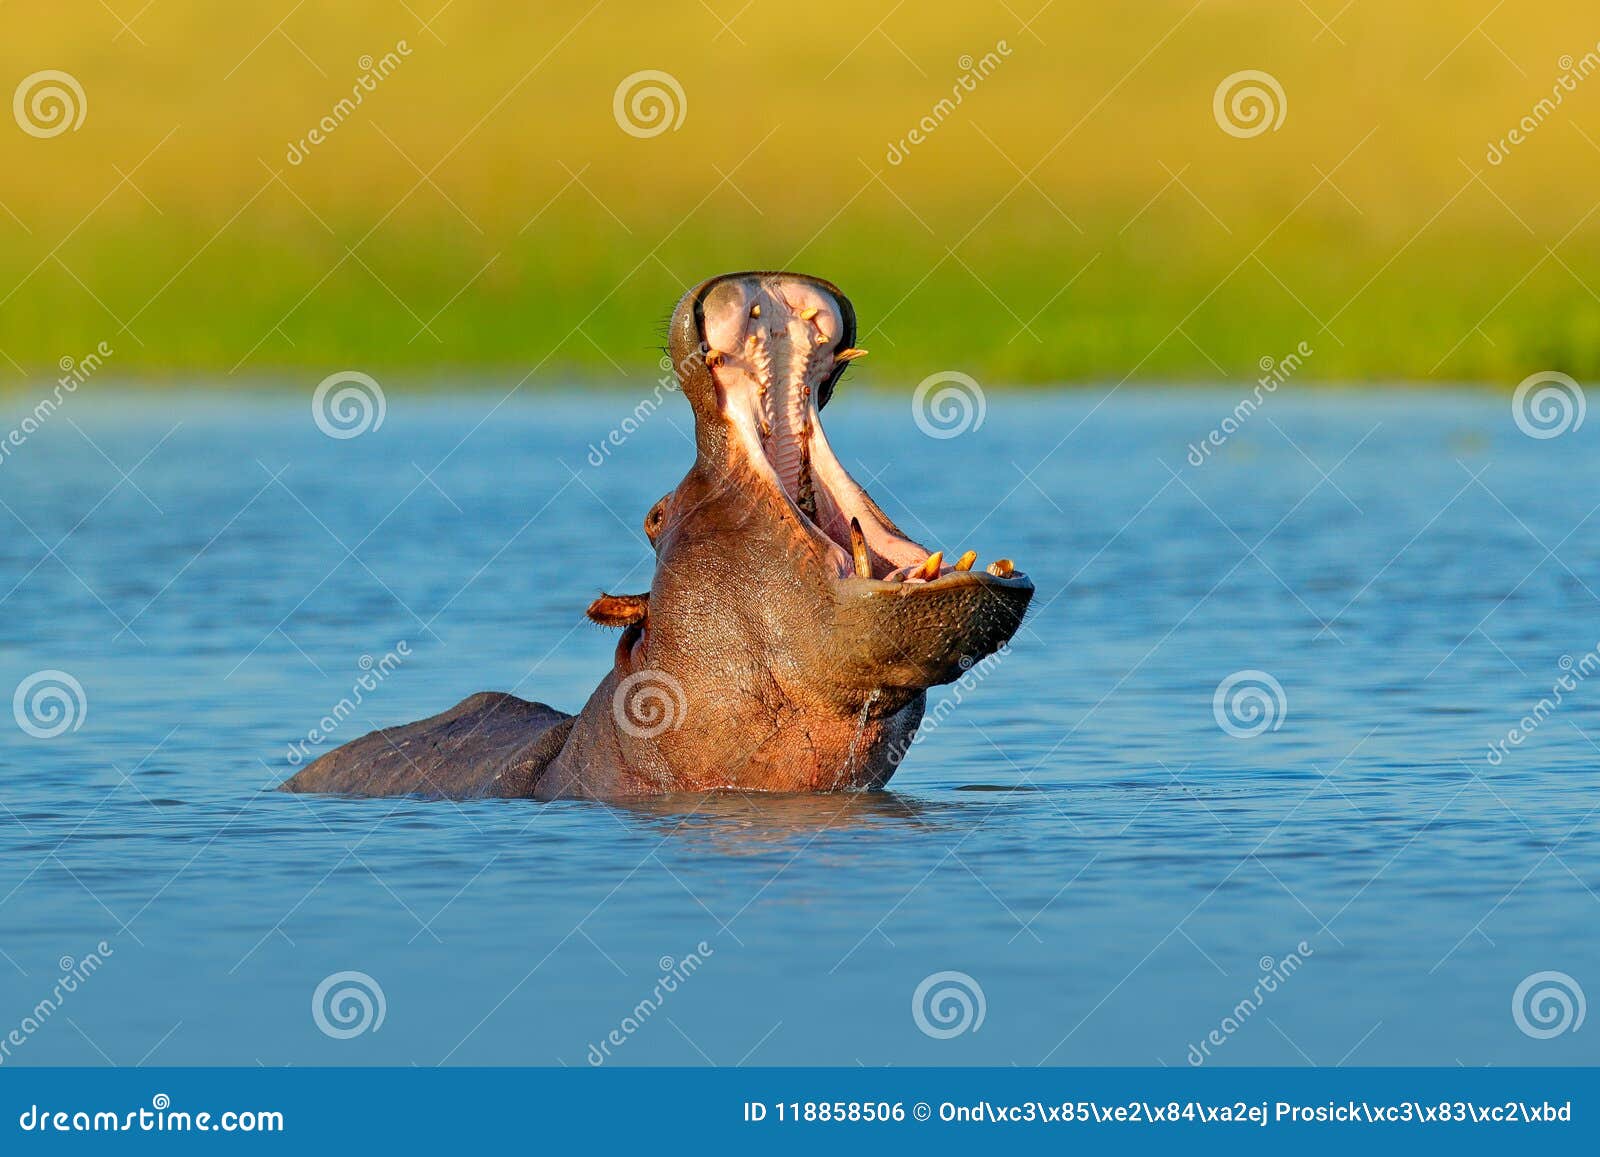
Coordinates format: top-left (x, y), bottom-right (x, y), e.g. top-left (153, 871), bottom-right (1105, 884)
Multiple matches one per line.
top-left (695, 273), bottom-right (1025, 589)
top-left (283, 270), bottom-right (1033, 800)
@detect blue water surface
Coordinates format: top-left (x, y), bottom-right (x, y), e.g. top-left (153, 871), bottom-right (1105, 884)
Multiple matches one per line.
top-left (0, 385), bottom-right (1595, 1068)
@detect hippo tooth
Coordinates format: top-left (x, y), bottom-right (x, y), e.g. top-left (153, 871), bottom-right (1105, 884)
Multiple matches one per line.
top-left (705, 350), bottom-right (725, 368)
top-left (954, 550), bottom-right (977, 572)
top-left (849, 517), bottom-right (872, 578)
top-left (799, 306), bottom-right (818, 320)
top-left (986, 558), bottom-right (1015, 578)
top-left (913, 552), bottom-right (943, 581)
top-left (750, 304), bottom-right (761, 317)
top-left (835, 348), bottom-right (868, 363)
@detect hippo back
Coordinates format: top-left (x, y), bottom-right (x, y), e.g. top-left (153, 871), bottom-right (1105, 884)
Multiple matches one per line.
top-left (280, 692), bottom-right (573, 799)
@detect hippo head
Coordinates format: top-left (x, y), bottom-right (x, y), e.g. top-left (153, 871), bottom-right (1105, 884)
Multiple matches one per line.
top-left (568, 272), bottom-right (1032, 796)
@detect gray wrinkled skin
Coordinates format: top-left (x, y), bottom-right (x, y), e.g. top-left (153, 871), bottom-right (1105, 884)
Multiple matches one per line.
top-left (282, 272), bottom-right (1033, 800)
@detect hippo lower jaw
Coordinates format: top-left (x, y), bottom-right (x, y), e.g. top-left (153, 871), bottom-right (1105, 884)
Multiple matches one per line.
top-left (282, 271), bottom-right (1033, 801)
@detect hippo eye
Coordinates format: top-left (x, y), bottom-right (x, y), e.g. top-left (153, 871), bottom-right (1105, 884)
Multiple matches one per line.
top-left (644, 496), bottom-right (669, 542)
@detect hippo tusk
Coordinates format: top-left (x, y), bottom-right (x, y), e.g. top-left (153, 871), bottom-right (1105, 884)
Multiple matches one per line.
top-left (849, 517), bottom-right (872, 578)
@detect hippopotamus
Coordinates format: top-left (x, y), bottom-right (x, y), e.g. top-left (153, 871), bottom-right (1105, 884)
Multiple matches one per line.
top-left (281, 271), bottom-right (1033, 800)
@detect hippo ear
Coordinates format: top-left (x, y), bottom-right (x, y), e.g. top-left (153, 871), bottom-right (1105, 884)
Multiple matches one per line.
top-left (586, 592), bottom-right (648, 628)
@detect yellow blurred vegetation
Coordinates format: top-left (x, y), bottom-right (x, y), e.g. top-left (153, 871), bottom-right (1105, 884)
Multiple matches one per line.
top-left (2, 1), bottom-right (1599, 385)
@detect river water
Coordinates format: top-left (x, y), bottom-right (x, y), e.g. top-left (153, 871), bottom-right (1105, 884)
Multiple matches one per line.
top-left (0, 386), bottom-right (1595, 1067)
